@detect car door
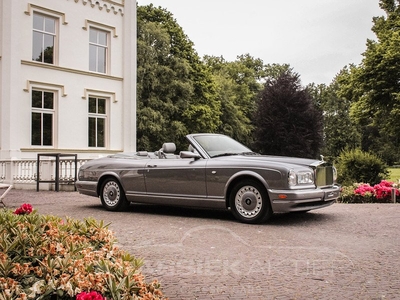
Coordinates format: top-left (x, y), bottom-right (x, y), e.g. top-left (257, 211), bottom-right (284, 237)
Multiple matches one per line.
top-left (144, 157), bottom-right (207, 202)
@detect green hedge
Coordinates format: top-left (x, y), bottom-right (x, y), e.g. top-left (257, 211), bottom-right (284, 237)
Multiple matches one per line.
top-left (336, 149), bottom-right (388, 186)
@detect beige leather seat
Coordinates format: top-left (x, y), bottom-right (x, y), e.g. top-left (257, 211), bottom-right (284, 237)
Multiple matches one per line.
top-left (158, 143), bottom-right (177, 158)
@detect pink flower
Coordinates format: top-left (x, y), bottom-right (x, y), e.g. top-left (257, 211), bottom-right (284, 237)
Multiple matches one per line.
top-left (76, 291), bottom-right (105, 300)
top-left (353, 180), bottom-right (399, 201)
top-left (373, 181), bottom-right (394, 200)
top-left (354, 184), bottom-right (374, 196)
top-left (378, 180), bottom-right (393, 187)
top-left (13, 203), bottom-right (33, 215)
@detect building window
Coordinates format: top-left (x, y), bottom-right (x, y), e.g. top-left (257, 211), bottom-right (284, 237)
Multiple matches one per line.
top-left (31, 90), bottom-right (54, 146)
top-left (88, 97), bottom-right (107, 147)
top-left (32, 13), bottom-right (56, 64)
top-left (89, 28), bottom-right (108, 73)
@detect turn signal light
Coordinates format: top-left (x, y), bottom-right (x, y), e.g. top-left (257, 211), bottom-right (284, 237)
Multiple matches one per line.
top-left (278, 194), bottom-right (287, 199)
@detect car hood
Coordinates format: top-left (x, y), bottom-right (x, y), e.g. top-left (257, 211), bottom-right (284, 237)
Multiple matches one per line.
top-left (217, 154), bottom-right (323, 168)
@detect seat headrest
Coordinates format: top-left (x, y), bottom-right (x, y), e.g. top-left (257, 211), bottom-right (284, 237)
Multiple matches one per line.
top-left (162, 143), bottom-right (176, 153)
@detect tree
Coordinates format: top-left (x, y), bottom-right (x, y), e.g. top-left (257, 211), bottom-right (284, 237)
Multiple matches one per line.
top-left (307, 68), bottom-right (361, 160)
top-left (136, 5), bottom-right (221, 151)
top-left (343, 0), bottom-right (400, 164)
top-left (204, 54), bottom-right (267, 146)
top-left (253, 71), bottom-right (323, 158)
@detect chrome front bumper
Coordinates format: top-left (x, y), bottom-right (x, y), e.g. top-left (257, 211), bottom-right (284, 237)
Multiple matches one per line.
top-left (268, 184), bottom-right (340, 212)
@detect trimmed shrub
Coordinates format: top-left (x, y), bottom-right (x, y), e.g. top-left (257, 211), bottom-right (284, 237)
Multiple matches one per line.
top-left (0, 205), bottom-right (167, 300)
top-left (336, 148), bottom-right (388, 186)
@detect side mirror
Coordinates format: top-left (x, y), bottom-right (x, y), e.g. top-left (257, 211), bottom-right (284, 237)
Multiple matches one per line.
top-left (180, 151), bottom-right (201, 159)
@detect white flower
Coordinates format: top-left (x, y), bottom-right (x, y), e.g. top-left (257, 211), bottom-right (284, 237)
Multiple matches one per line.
top-left (28, 280), bottom-right (45, 299)
top-left (63, 281), bottom-right (75, 297)
top-left (48, 279), bottom-right (57, 290)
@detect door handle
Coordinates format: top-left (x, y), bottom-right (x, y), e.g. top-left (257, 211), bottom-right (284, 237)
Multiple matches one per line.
top-left (147, 165), bottom-right (157, 168)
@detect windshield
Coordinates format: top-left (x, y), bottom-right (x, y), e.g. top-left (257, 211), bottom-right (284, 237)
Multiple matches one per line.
top-left (193, 135), bottom-right (253, 158)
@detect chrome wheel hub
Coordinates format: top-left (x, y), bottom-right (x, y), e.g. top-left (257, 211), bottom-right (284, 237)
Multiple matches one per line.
top-left (235, 185), bottom-right (262, 218)
top-left (103, 181), bottom-right (120, 207)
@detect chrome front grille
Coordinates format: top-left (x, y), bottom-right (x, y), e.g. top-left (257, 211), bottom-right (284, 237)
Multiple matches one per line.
top-left (315, 165), bottom-right (334, 188)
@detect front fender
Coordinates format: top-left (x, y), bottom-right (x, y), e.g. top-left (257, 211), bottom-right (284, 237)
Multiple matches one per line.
top-left (225, 170), bottom-right (270, 195)
top-left (224, 170), bottom-right (283, 208)
top-left (97, 171), bottom-right (124, 195)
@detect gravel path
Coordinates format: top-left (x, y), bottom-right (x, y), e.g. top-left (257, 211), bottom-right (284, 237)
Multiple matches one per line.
top-left (4, 190), bottom-right (400, 299)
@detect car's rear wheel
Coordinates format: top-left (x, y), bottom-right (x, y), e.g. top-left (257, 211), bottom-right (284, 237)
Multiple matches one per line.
top-left (229, 179), bottom-right (272, 224)
top-left (100, 178), bottom-right (129, 211)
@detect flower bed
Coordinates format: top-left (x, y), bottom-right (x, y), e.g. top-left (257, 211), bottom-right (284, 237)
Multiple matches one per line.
top-left (338, 180), bottom-right (399, 203)
top-left (0, 205), bottom-right (167, 300)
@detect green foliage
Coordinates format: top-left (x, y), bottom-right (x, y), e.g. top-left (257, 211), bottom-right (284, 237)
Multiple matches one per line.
top-left (338, 184), bottom-right (376, 203)
top-left (308, 70), bottom-right (362, 160)
top-left (253, 70), bottom-right (323, 158)
top-left (137, 5), bottom-right (221, 151)
top-left (0, 209), bottom-right (165, 300)
top-left (337, 0), bottom-right (400, 164)
top-left (336, 148), bottom-right (389, 185)
top-left (204, 54), bottom-right (267, 145)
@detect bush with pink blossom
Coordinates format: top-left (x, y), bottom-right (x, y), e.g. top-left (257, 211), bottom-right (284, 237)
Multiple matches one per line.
top-left (339, 180), bottom-right (399, 203)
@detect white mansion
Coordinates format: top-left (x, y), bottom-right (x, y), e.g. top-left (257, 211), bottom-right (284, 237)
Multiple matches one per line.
top-left (0, 0), bottom-right (137, 190)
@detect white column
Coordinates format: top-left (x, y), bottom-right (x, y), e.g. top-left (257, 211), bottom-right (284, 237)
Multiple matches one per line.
top-left (0, 0), bottom-right (22, 159)
top-left (122, 0), bottom-right (137, 152)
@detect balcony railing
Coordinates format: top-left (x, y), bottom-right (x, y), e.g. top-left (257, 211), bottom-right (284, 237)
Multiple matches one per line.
top-left (0, 158), bottom-right (89, 190)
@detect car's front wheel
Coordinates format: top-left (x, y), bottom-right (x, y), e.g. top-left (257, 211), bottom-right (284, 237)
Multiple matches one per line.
top-left (100, 178), bottom-right (129, 211)
top-left (229, 179), bottom-right (272, 224)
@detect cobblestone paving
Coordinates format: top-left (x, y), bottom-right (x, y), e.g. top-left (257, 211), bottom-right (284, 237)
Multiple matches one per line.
top-left (4, 190), bottom-right (400, 299)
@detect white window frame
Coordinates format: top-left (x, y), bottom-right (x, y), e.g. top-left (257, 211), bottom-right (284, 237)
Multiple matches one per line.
top-left (83, 19), bottom-right (117, 74)
top-left (89, 27), bottom-right (110, 74)
top-left (88, 96), bottom-right (109, 148)
top-left (31, 89), bottom-right (58, 148)
top-left (31, 10), bottom-right (60, 65)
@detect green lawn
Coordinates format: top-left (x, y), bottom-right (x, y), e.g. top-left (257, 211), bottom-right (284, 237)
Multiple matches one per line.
top-left (388, 168), bottom-right (400, 182)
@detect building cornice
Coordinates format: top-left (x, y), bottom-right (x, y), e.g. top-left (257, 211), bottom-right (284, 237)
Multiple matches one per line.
top-left (73, 0), bottom-right (124, 16)
top-left (103, 0), bottom-right (124, 7)
top-left (21, 60), bottom-right (123, 81)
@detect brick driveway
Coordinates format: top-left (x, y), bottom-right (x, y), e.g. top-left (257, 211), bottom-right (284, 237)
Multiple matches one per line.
top-left (4, 190), bottom-right (400, 299)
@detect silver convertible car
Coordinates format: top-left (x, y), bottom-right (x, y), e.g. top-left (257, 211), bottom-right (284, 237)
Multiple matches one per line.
top-left (76, 133), bottom-right (340, 224)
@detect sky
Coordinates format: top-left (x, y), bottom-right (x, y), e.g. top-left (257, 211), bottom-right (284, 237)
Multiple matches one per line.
top-left (136, 0), bottom-right (384, 85)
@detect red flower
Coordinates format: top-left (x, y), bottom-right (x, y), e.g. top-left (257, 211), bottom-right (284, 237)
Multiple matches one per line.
top-left (373, 181), bottom-right (395, 200)
top-left (378, 180), bottom-right (393, 187)
top-left (354, 184), bottom-right (374, 196)
top-left (76, 291), bottom-right (105, 300)
top-left (353, 180), bottom-right (399, 201)
top-left (13, 203), bottom-right (33, 215)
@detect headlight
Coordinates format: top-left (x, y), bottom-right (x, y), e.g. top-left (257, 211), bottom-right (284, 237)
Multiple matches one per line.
top-left (297, 171), bottom-right (314, 184)
top-left (288, 169), bottom-right (297, 186)
top-left (288, 169), bottom-right (314, 186)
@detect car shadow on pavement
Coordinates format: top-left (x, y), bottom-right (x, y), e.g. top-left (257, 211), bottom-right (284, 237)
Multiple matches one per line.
top-left (128, 203), bottom-right (236, 221)
top-left (268, 210), bottom-right (336, 225)
top-left (83, 202), bottom-right (335, 225)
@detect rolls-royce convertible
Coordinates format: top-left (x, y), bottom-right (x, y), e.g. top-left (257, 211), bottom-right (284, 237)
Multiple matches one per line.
top-left (76, 133), bottom-right (340, 224)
